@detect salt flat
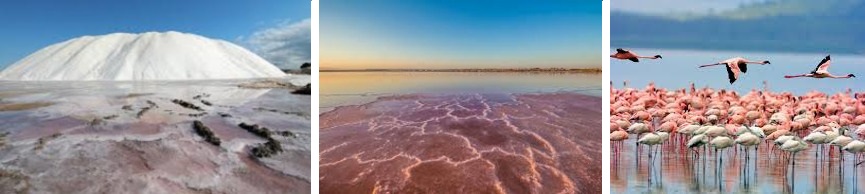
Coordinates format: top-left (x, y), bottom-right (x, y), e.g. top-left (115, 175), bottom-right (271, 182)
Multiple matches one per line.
top-left (0, 76), bottom-right (310, 193)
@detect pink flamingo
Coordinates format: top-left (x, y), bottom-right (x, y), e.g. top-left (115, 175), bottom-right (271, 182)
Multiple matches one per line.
top-left (784, 55), bottom-right (855, 79)
top-left (610, 48), bottom-right (661, 62)
top-left (698, 57), bottom-right (771, 84)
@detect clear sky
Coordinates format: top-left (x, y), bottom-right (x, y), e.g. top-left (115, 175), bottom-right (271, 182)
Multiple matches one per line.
top-left (0, 0), bottom-right (310, 69)
top-left (321, 0), bottom-right (600, 70)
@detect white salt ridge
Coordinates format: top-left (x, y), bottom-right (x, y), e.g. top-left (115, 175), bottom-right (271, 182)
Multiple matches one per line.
top-left (0, 31), bottom-right (285, 81)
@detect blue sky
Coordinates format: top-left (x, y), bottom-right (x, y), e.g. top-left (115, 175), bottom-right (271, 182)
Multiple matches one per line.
top-left (321, 0), bottom-right (600, 69)
top-left (0, 0), bottom-right (310, 68)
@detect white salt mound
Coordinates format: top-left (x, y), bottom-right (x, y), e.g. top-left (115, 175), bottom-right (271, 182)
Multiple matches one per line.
top-left (0, 31), bottom-right (285, 81)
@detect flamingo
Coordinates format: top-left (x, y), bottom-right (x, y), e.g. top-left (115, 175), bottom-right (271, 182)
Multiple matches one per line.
top-left (611, 130), bottom-right (629, 142)
top-left (698, 57), bottom-right (771, 84)
top-left (843, 140), bottom-right (865, 165)
top-left (611, 130), bottom-right (629, 156)
top-left (781, 138), bottom-right (808, 185)
top-left (688, 134), bottom-right (709, 148)
top-left (678, 124), bottom-right (700, 135)
top-left (610, 48), bottom-right (662, 62)
top-left (736, 132), bottom-right (761, 157)
top-left (710, 136), bottom-right (735, 164)
top-left (704, 126), bottom-right (727, 138)
top-left (774, 135), bottom-right (796, 146)
top-left (628, 122), bottom-right (652, 135)
top-left (831, 136), bottom-right (854, 148)
top-left (687, 134), bottom-right (710, 159)
top-left (831, 135), bottom-right (854, 161)
top-left (803, 131), bottom-right (831, 163)
top-left (784, 55), bottom-right (855, 79)
top-left (638, 132), bottom-right (665, 162)
top-left (781, 138), bottom-right (809, 166)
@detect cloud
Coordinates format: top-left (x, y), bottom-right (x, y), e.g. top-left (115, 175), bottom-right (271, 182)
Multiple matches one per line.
top-left (244, 18), bottom-right (311, 69)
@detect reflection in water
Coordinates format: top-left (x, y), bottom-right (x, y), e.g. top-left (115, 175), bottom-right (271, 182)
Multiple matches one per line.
top-left (611, 136), bottom-right (865, 193)
top-left (320, 72), bottom-right (601, 110)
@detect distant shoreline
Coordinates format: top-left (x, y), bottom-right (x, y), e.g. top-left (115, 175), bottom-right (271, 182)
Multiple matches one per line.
top-left (320, 68), bottom-right (601, 73)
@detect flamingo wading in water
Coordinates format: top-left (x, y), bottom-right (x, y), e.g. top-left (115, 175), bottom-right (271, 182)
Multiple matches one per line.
top-left (784, 55), bottom-right (855, 79)
top-left (698, 57), bottom-right (770, 84)
top-left (611, 48), bottom-right (662, 62)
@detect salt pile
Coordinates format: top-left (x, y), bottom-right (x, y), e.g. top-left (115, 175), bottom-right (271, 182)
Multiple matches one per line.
top-left (0, 31), bottom-right (285, 81)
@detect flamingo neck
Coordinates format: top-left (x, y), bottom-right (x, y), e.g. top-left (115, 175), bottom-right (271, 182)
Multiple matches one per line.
top-left (830, 74), bottom-right (853, 79)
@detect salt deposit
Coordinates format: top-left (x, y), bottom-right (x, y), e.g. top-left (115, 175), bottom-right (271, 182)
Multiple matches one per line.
top-left (0, 31), bottom-right (285, 81)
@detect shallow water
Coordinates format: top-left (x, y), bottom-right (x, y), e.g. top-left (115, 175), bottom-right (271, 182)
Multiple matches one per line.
top-left (611, 48), bottom-right (865, 94)
top-left (611, 135), bottom-right (865, 194)
top-left (320, 72), bottom-right (601, 110)
top-left (320, 93), bottom-right (602, 193)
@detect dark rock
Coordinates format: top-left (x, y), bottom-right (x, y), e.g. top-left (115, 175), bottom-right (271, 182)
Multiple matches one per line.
top-left (200, 100), bottom-right (212, 106)
top-left (171, 99), bottom-right (203, 111)
top-left (121, 105), bottom-right (133, 111)
top-left (251, 138), bottom-right (283, 158)
top-left (34, 133), bottom-right (61, 150)
top-left (146, 100), bottom-right (158, 108)
top-left (193, 120), bottom-right (221, 146)
top-left (218, 112), bottom-right (232, 118)
top-left (277, 131), bottom-right (296, 138)
top-left (182, 112), bottom-right (208, 117)
top-left (238, 122), bottom-right (272, 138)
top-left (137, 107), bottom-right (152, 118)
top-left (89, 118), bottom-right (104, 126)
top-left (300, 62), bottom-right (311, 74)
top-left (292, 84), bottom-right (311, 95)
top-left (193, 93), bottom-right (211, 100)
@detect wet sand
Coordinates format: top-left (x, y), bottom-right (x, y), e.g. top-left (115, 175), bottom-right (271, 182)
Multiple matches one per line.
top-left (320, 93), bottom-right (601, 193)
top-left (0, 78), bottom-right (311, 193)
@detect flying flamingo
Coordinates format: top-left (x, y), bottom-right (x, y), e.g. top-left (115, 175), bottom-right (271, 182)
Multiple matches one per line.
top-left (610, 48), bottom-right (662, 62)
top-left (784, 55), bottom-right (855, 79)
top-left (698, 57), bottom-right (771, 84)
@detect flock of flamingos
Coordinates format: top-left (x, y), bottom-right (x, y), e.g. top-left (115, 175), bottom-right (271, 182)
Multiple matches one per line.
top-left (610, 48), bottom-right (865, 181)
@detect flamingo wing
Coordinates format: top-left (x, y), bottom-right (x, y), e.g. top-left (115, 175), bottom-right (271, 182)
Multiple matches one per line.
top-left (725, 63), bottom-right (738, 84)
top-left (738, 61), bottom-right (748, 73)
top-left (616, 48), bottom-right (629, 54)
top-left (813, 55), bottom-right (831, 73)
top-left (628, 57), bottom-right (639, 62)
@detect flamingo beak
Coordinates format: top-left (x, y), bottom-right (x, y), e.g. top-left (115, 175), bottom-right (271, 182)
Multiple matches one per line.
top-left (763, 61), bottom-right (771, 64)
top-left (850, 74), bottom-right (857, 78)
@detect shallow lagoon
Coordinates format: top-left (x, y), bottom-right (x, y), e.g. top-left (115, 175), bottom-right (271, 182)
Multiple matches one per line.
top-left (320, 71), bottom-right (601, 110)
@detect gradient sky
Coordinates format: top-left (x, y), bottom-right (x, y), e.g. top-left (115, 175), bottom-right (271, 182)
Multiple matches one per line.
top-left (0, 0), bottom-right (309, 68)
top-left (321, 0), bottom-right (600, 69)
